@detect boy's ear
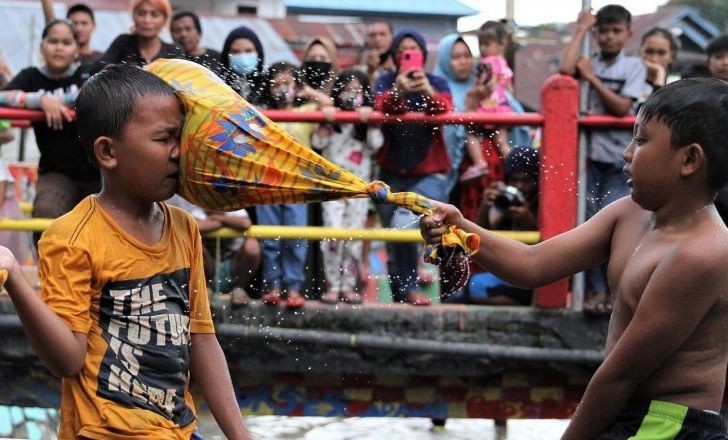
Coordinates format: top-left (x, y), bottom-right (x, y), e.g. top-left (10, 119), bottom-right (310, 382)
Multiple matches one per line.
top-left (93, 136), bottom-right (118, 170)
top-left (680, 143), bottom-right (706, 178)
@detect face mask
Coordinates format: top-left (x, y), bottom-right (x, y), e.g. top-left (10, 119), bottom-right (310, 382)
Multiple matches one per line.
top-left (339, 92), bottom-right (364, 110)
top-left (301, 61), bottom-right (333, 90)
top-left (229, 52), bottom-right (258, 76)
top-left (271, 86), bottom-right (295, 108)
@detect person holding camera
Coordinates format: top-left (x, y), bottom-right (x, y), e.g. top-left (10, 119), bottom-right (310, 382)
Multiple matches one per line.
top-left (477, 146), bottom-right (539, 232)
top-left (443, 146), bottom-right (539, 306)
top-left (373, 28), bottom-right (453, 306)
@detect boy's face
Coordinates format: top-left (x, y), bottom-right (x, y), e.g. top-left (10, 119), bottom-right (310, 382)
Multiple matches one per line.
top-left (594, 21), bottom-right (631, 57)
top-left (708, 50), bottom-right (728, 81)
top-left (107, 94), bottom-right (183, 202)
top-left (622, 117), bottom-right (678, 209)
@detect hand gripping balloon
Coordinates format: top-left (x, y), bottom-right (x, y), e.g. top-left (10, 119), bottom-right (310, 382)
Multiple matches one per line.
top-left (145, 59), bottom-right (480, 295)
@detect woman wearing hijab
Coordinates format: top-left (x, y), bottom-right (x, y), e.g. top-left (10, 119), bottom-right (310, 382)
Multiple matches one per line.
top-left (373, 28), bottom-right (453, 306)
top-left (220, 26), bottom-right (267, 106)
top-left (433, 33), bottom-right (476, 195)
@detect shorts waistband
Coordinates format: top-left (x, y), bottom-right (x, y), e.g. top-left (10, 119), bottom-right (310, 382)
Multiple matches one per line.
top-left (625, 399), bottom-right (726, 432)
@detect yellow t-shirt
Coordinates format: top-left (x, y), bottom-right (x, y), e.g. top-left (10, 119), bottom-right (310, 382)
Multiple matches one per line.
top-left (38, 196), bottom-right (214, 440)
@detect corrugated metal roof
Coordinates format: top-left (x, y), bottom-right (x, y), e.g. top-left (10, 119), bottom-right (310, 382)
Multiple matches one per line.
top-left (285, 0), bottom-right (477, 17)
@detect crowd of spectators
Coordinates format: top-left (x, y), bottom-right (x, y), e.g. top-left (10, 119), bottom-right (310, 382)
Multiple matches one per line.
top-left (1, 0), bottom-right (727, 311)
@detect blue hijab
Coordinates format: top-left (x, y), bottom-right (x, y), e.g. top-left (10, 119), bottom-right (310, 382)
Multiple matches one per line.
top-left (433, 34), bottom-right (475, 111)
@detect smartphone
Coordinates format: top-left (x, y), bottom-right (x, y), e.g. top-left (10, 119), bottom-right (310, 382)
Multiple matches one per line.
top-left (399, 49), bottom-right (424, 75)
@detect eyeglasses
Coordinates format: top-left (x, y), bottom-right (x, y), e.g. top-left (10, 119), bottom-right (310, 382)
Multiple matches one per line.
top-left (643, 48), bottom-right (669, 56)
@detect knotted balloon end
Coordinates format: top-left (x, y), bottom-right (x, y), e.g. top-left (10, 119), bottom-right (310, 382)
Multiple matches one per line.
top-left (367, 181), bottom-right (391, 205)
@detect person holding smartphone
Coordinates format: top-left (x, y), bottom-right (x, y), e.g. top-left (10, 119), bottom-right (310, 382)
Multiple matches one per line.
top-left (373, 28), bottom-right (453, 306)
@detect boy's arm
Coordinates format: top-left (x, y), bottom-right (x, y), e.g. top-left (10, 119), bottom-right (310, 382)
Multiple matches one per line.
top-left (560, 11), bottom-right (595, 76)
top-left (421, 198), bottom-right (625, 288)
top-left (577, 59), bottom-right (635, 117)
top-left (190, 333), bottom-right (251, 440)
top-left (562, 244), bottom-right (727, 439)
top-left (0, 248), bottom-right (87, 378)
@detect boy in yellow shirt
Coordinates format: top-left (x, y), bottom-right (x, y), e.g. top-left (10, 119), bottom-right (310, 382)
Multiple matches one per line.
top-left (0, 65), bottom-right (250, 439)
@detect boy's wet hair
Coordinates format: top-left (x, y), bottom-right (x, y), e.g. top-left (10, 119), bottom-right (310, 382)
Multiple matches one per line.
top-left (639, 78), bottom-right (728, 191)
top-left (706, 34), bottom-right (728, 58)
top-left (478, 20), bottom-right (508, 45)
top-left (596, 4), bottom-right (631, 27)
top-left (42, 19), bottom-right (79, 42)
top-left (75, 64), bottom-right (180, 166)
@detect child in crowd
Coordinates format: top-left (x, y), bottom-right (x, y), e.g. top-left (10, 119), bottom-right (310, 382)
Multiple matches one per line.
top-left (706, 34), bottom-right (728, 81)
top-left (706, 34), bottom-right (728, 225)
top-left (639, 27), bottom-right (679, 105)
top-left (422, 78), bottom-right (728, 440)
top-left (1, 19), bottom-right (100, 243)
top-left (560, 5), bottom-right (646, 315)
top-left (314, 69), bottom-right (383, 305)
top-left (257, 61), bottom-right (317, 309)
top-left (0, 65), bottom-right (250, 438)
top-left (373, 28), bottom-right (453, 306)
top-left (459, 20), bottom-right (513, 183)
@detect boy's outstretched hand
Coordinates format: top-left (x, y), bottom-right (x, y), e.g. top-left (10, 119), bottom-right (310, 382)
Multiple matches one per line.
top-left (419, 201), bottom-right (465, 245)
top-left (0, 246), bottom-right (18, 287)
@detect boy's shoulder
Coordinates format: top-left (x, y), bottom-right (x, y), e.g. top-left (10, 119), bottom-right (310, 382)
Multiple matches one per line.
top-left (40, 196), bottom-right (98, 246)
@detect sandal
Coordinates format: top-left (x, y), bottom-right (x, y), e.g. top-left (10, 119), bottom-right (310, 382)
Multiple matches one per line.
top-left (285, 290), bottom-right (306, 309)
top-left (341, 291), bottom-right (362, 305)
top-left (261, 288), bottom-right (282, 306)
top-left (583, 293), bottom-right (613, 316)
top-left (230, 287), bottom-right (250, 307)
top-left (320, 291), bottom-right (340, 305)
top-left (405, 292), bottom-right (432, 306)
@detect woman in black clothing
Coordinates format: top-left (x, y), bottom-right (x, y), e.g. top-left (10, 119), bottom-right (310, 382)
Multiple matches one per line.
top-left (92, 0), bottom-right (183, 73)
top-left (220, 26), bottom-right (267, 106)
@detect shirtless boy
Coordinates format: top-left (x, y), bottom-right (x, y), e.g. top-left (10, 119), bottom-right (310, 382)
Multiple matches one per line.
top-left (421, 78), bottom-right (728, 439)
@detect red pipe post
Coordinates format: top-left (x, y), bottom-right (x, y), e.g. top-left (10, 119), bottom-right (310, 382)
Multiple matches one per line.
top-left (535, 75), bottom-right (580, 308)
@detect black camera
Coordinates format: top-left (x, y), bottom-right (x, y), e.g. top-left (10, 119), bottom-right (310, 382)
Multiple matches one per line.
top-left (494, 185), bottom-right (525, 210)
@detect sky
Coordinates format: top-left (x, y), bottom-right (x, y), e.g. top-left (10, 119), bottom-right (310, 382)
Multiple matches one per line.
top-left (457, 0), bottom-right (670, 30)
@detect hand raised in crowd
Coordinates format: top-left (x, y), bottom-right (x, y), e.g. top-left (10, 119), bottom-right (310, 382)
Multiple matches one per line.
top-left (480, 181), bottom-right (503, 212)
top-left (296, 84), bottom-right (334, 107)
top-left (394, 69), bottom-right (435, 98)
top-left (321, 105), bottom-right (337, 122)
top-left (40, 95), bottom-right (72, 130)
top-left (356, 106), bottom-right (373, 123)
top-left (576, 9), bottom-right (597, 31)
top-left (419, 201), bottom-right (465, 245)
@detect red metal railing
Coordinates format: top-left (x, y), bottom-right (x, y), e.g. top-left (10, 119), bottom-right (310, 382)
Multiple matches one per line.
top-left (0, 74), bottom-right (638, 309)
